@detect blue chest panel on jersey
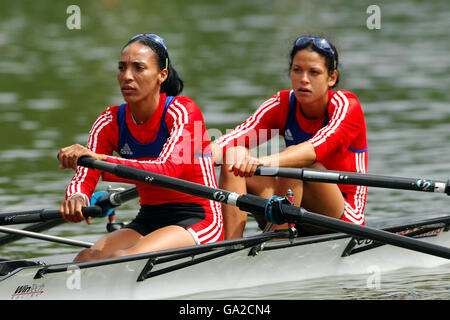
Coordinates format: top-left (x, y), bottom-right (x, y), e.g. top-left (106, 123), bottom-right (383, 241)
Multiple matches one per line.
top-left (284, 92), bottom-right (329, 147)
top-left (117, 96), bottom-right (175, 159)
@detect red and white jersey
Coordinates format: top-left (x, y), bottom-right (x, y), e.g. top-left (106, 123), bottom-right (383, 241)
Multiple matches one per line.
top-left (215, 89), bottom-right (368, 225)
top-left (66, 93), bottom-right (223, 243)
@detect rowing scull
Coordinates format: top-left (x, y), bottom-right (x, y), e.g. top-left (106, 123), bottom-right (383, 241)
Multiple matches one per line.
top-left (1, 157), bottom-right (450, 299)
top-left (1, 213), bottom-right (449, 299)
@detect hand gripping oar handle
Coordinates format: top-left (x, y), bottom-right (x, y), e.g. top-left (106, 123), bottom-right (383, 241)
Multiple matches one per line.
top-left (0, 206), bottom-right (103, 226)
top-left (57, 152), bottom-right (139, 203)
top-left (76, 156), bottom-right (450, 260)
top-left (0, 155), bottom-right (138, 226)
top-left (254, 166), bottom-right (450, 195)
top-left (56, 151), bottom-right (139, 212)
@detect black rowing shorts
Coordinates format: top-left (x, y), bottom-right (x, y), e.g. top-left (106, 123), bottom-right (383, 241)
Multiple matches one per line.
top-left (125, 203), bottom-right (206, 236)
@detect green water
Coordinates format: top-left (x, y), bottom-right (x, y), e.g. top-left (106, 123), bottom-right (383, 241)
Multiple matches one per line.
top-left (0, 0), bottom-right (449, 299)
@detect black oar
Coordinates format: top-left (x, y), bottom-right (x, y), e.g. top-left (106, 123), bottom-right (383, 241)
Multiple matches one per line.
top-left (91, 186), bottom-right (139, 214)
top-left (0, 186), bottom-right (139, 227)
top-left (0, 206), bottom-right (102, 226)
top-left (255, 166), bottom-right (450, 195)
top-left (76, 156), bottom-right (450, 260)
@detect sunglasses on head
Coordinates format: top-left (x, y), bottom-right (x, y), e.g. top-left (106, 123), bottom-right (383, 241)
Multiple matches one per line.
top-left (294, 36), bottom-right (336, 69)
top-left (130, 33), bottom-right (169, 69)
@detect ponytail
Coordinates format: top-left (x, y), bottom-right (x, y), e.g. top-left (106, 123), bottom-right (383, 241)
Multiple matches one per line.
top-left (161, 60), bottom-right (184, 96)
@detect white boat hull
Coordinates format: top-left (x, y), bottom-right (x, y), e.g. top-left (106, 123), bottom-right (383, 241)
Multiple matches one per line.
top-left (2, 218), bottom-right (450, 300)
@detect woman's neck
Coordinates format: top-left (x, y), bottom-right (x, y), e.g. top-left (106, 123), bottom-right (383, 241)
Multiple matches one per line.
top-left (129, 92), bottom-right (160, 125)
top-left (299, 92), bottom-right (329, 120)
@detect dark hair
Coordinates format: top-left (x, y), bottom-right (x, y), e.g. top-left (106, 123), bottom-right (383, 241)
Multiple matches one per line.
top-left (288, 36), bottom-right (340, 88)
top-left (125, 37), bottom-right (184, 96)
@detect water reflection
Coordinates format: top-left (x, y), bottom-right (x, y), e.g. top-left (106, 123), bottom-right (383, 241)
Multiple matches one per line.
top-left (176, 264), bottom-right (450, 300)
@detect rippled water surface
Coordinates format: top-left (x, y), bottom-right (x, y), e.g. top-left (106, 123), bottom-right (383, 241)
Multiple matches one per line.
top-left (0, 0), bottom-right (449, 299)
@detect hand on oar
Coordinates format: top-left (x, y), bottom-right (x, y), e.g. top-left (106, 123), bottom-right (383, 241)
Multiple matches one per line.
top-left (60, 194), bottom-right (92, 224)
top-left (58, 144), bottom-right (107, 170)
top-left (0, 187), bottom-right (138, 226)
top-left (224, 146), bottom-right (262, 178)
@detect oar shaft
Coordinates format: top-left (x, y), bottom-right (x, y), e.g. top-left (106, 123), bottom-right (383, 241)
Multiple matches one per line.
top-left (238, 194), bottom-right (450, 259)
top-left (77, 157), bottom-right (450, 260)
top-left (280, 206), bottom-right (450, 260)
top-left (0, 209), bottom-right (60, 225)
top-left (92, 186), bottom-right (139, 212)
top-left (0, 219), bottom-right (64, 247)
top-left (0, 226), bottom-right (92, 248)
top-left (0, 184), bottom-right (138, 226)
top-left (255, 167), bottom-right (450, 195)
top-left (78, 157), bottom-right (234, 206)
top-left (111, 187), bottom-right (139, 205)
top-left (79, 158), bottom-right (269, 222)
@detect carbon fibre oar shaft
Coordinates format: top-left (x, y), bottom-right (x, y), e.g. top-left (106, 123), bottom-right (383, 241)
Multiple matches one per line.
top-left (255, 166), bottom-right (450, 195)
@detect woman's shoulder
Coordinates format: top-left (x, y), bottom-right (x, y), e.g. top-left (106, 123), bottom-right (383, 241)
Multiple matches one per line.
top-left (89, 105), bottom-right (123, 132)
top-left (275, 89), bottom-right (292, 101)
top-left (328, 89), bottom-right (365, 120)
top-left (254, 90), bottom-right (291, 108)
top-left (330, 89), bottom-right (361, 105)
top-left (86, 105), bottom-right (120, 145)
top-left (171, 95), bottom-right (199, 110)
top-left (98, 104), bottom-right (121, 116)
top-left (277, 89), bottom-right (293, 96)
top-left (167, 95), bottom-right (205, 122)
top-left (91, 104), bottom-right (119, 123)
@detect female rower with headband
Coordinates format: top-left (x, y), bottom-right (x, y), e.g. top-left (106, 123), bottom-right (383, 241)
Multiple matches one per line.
top-left (58, 33), bottom-right (223, 261)
top-left (212, 35), bottom-right (368, 239)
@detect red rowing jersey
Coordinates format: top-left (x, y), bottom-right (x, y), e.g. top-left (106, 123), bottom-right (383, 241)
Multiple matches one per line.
top-left (66, 94), bottom-right (222, 237)
top-left (215, 89), bottom-right (368, 225)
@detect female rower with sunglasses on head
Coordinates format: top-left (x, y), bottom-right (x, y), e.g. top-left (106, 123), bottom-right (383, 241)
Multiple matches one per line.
top-left (212, 35), bottom-right (368, 239)
top-left (58, 34), bottom-right (223, 261)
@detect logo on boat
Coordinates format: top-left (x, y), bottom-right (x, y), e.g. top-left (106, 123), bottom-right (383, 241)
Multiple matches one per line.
top-left (396, 227), bottom-right (443, 238)
top-left (11, 284), bottom-right (45, 299)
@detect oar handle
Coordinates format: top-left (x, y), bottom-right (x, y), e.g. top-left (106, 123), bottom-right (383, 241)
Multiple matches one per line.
top-left (40, 206), bottom-right (103, 221)
top-left (0, 206), bottom-right (103, 225)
